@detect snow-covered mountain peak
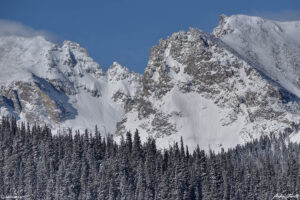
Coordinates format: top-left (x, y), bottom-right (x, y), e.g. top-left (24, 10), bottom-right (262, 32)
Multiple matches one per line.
top-left (1, 15), bottom-right (300, 151)
top-left (213, 15), bottom-right (267, 37)
top-left (60, 40), bottom-right (105, 78)
top-left (106, 61), bottom-right (142, 93)
top-left (62, 40), bottom-right (86, 52)
top-left (0, 35), bottom-right (142, 134)
top-left (0, 35), bottom-right (55, 84)
top-left (107, 62), bottom-right (132, 81)
top-left (213, 14), bottom-right (300, 98)
top-left (142, 28), bottom-right (217, 98)
top-left (118, 25), bottom-right (300, 151)
top-left (0, 35), bottom-right (106, 85)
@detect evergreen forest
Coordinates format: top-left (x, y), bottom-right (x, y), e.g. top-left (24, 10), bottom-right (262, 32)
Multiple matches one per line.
top-left (0, 117), bottom-right (299, 200)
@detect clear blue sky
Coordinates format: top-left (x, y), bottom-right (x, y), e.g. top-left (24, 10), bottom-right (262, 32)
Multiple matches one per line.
top-left (1, 0), bottom-right (300, 73)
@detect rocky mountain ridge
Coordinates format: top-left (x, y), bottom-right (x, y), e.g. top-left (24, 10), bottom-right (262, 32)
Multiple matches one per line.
top-left (0, 36), bottom-right (142, 134)
top-left (1, 14), bottom-right (300, 150)
top-left (118, 27), bottom-right (300, 150)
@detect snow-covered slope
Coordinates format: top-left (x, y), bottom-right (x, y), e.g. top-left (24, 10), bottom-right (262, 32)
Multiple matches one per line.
top-left (213, 14), bottom-right (300, 98)
top-left (1, 15), bottom-right (300, 151)
top-left (0, 35), bottom-right (142, 134)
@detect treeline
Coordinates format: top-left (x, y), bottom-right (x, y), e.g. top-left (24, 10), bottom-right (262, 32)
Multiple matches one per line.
top-left (0, 117), bottom-right (300, 199)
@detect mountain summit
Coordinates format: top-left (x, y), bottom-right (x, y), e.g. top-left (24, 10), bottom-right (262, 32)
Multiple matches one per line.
top-left (1, 15), bottom-right (300, 150)
top-left (213, 14), bottom-right (300, 98)
top-left (0, 36), bottom-right (142, 134)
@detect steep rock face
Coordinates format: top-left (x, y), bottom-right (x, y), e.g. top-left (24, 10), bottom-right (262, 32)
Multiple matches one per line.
top-left (0, 35), bottom-right (142, 133)
top-left (119, 28), bottom-right (300, 150)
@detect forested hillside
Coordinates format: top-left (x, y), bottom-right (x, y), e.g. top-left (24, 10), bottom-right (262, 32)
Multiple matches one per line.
top-left (0, 117), bottom-right (299, 199)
